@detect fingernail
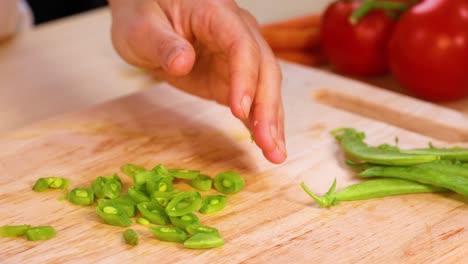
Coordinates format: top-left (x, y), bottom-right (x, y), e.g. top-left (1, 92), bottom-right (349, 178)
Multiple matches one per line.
top-left (165, 46), bottom-right (185, 70)
top-left (270, 124), bottom-right (287, 157)
top-left (241, 95), bottom-right (252, 120)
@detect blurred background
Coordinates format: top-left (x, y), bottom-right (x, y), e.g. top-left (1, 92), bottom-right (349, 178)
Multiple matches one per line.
top-left (26, 0), bottom-right (107, 24)
top-left (26, 0), bottom-right (332, 24)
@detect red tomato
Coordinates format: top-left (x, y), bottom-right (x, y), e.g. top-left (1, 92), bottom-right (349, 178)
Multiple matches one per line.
top-left (388, 0), bottom-right (468, 101)
top-left (320, 1), bottom-right (397, 76)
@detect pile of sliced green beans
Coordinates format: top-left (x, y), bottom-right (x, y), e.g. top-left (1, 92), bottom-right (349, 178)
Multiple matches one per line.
top-left (302, 128), bottom-right (468, 207)
top-left (22, 164), bottom-right (244, 249)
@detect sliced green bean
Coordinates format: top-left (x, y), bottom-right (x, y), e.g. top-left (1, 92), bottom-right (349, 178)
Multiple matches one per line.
top-left (127, 187), bottom-right (150, 203)
top-left (332, 128), bottom-right (439, 165)
top-left (137, 217), bottom-right (150, 226)
top-left (199, 195), bottom-right (227, 214)
top-left (185, 225), bottom-right (220, 236)
top-left (149, 226), bottom-right (187, 243)
top-left (169, 213), bottom-right (200, 230)
top-left (97, 198), bottom-right (136, 218)
top-left (184, 233), bottom-right (224, 249)
top-left (96, 204), bottom-right (132, 227)
top-left (121, 163), bottom-right (147, 178)
top-left (123, 229), bottom-right (138, 245)
top-left (165, 191), bottom-right (203, 217)
top-left (359, 166), bottom-right (468, 196)
top-left (33, 177), bottom-right (70, 192)
top-left (68, 187), bottom-right (94, 206)
top-left (301, 179), bottom-right (447, 208)
top-left (0, 225), bottom-right (30, 237)
top-left (168, 169), bottom-right (200, 180)
top-left (151, 191), bottom-right (177, 207)
top-left (213, 171), bottom-right (244, 194)
top-left (137, 201), bottom-right (170, 225)
top-left (24, 226), bottom-right (56, 241)
top-left (190, 174), bottom-right (213, 191)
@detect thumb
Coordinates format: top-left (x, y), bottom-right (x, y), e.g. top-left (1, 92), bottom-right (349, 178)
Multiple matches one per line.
top-left (148, 22), bottom-right (196, 76)
top-left (111, 4), bottom-right (195, 76)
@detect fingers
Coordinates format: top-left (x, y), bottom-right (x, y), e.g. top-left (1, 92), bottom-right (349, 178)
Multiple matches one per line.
top-left (240, 9), bottom-right (287, 164)
top-left (109, 0), bottom-right (195, 76)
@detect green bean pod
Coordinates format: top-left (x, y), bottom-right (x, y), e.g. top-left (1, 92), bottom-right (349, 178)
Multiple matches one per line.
top-left (359, 166), bottom-right (468, 196)
top-left (401, 146), bottom-right (468, 161)
top-left (332, 128), bottom-right (439, 165)
top-left (301, 178), bottom-right (447, 208)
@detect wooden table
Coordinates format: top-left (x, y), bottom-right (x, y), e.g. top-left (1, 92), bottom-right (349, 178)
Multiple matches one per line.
top-left (0, 5), bottom-right (467, 264)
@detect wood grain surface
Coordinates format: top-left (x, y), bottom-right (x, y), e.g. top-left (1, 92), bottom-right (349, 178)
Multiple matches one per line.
top-left (0, 63), bottom-right (466, 263)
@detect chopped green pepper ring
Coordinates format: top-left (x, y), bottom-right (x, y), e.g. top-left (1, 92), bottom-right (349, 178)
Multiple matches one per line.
top-left (185, 224), bottom-right (220, 236)
top-left (0, 225), bottom-right (31, 237)
top-left (123, 229), bottom-right (139, 245)
top-left (199, 195), bottom-right (227, 214)
top-left (149, 226), bottom-right (188, 243)
top-left (169, 213), bottom-right (200, 230)
top-left (190, 174), bottom-right (213, 191)
top-left (121, 163), bottom-right (147, 178)
top-left (213, 171), bottom-right (245, 194)
top-left (33, 177), bottom-right (70, 192)
top-left (184, 233), bottom-right (225, 249)
top-left (165, 191), bottom-right (203, 217)
top-left (137, 201), bottom-right (170, 225)
top-left (24, 226), bottom-right (56, 241)
top-left (96, 204), bottom-right (132, 227)
top-left (127, 187), bottom-right (150, 203)
top-left (168, 169), bottom-right (200, 180)
top-left (68, 187), bottom-right (94, 206)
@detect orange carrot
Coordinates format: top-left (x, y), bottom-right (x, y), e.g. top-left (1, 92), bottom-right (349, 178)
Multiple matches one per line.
top-left (274, 50), bottom-right (325, 67)
top-left (261, 14), bottom-right (322, 30)
top-left (261, 27), bottom-right (320, 51)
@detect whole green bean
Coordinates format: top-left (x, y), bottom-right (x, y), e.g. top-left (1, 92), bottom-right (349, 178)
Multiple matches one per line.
top-left (301, 179), bottom-right (446, 208)
top-left (359, 166), bottom-right (468, 196)
top-left (332, 128), bottom-right (439, 166)
top-left (401, 145), bottom-right (468, 161)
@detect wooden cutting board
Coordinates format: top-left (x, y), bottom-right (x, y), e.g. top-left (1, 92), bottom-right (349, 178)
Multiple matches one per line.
top-left (1, 63), bottom-right (467, 263)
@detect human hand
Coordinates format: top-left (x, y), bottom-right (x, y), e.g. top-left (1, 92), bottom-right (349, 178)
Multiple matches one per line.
top-left (108, 0), bottom-right (286, 164)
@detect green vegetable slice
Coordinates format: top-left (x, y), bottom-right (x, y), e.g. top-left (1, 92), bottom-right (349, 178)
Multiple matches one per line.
top-left (149, 226), bottom-right (187, 243)
top-left (165, 191), bottom-right (203, 217)
top-left (169, 213), bottom-right (200, 230)
top-left (137, 201), bottom-right (170, 225)
top-left (33, 177), bottom-right (70, 192)
top-left (199, 195), bottom-right (227, 214)
top-left (168, 169), bottom-right (200, 180)
top-left (190, 174), bottom-right (213, 191)
top-left (0, 225), bottom-right (30, 237)
top-left (68, 187), bottom-right (94, 206)
top-left (213, 171), bottom-right (244, 194)
top-left (184, 233), bottom-right (224, 249)
top-left (123, 229), bottom-right (138, 245)
top-left (24, 226), bottom-right (56, 241)
top-left (96, 204), bottom-right (132, 227)
top-left (185, 224), bottom-right (220, 236)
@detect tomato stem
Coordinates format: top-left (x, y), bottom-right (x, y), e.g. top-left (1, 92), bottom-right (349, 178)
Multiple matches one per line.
top-left (350, 0), bottom-right (410, 24)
